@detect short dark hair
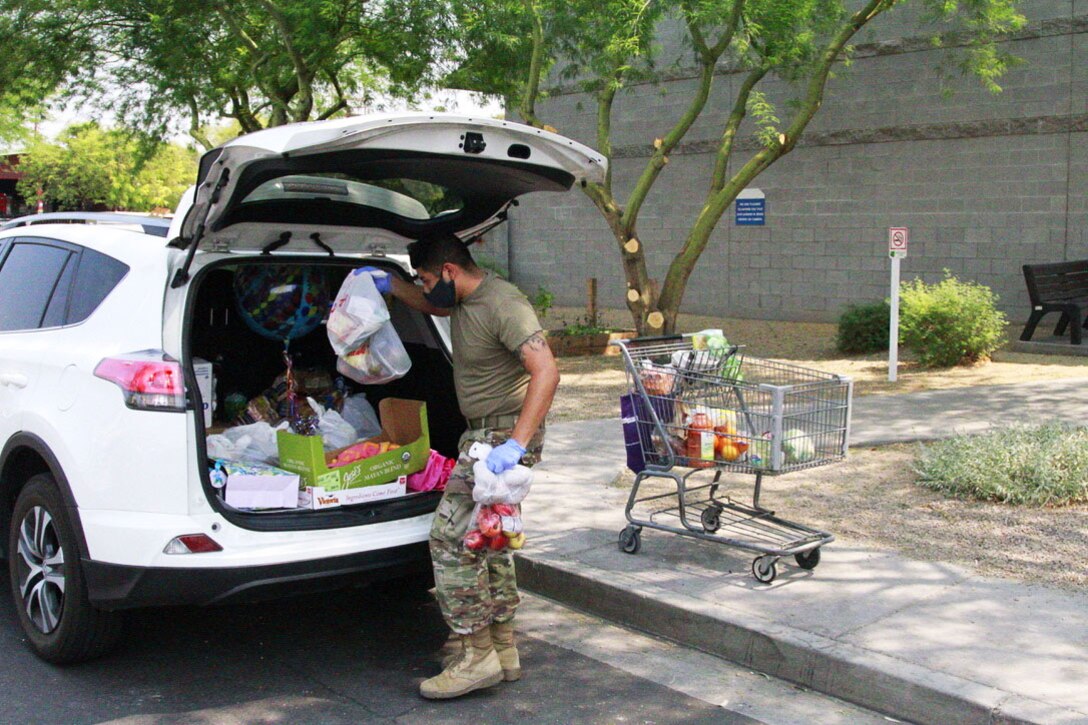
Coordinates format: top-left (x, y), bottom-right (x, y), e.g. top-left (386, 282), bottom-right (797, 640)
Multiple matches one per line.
top-left (407, 233), bottom-right (477, 274)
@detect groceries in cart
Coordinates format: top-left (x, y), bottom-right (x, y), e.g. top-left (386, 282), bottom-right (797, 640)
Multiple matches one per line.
top-left (611, 333), bottom-right (851, 583)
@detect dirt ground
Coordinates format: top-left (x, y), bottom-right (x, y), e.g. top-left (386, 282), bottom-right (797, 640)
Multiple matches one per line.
top-left (549, 307), bottom-right (1088, 590)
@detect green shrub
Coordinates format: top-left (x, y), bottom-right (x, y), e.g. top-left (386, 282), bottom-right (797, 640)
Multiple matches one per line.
top-left (836, 300), bottom-right (891, 354)
top-left (554, 313), bottom-right (611, 336)
top-left (915, 422), bottom-right (1088, 506)
top-left (530, 286), bottom-right (554, 321)
top-left (899, 272), bottom-right (1007, 367)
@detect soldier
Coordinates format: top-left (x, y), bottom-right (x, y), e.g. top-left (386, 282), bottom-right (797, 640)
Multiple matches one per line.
top-left (366, 232), bottom-right (558, 699)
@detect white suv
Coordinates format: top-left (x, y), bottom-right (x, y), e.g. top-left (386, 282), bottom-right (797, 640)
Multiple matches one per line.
top-left (0, 114), bottom-right (604, 663)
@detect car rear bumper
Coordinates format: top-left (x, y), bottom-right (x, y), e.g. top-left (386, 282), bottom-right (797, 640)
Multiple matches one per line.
top-left (83, 540), bottom-right (432, 609)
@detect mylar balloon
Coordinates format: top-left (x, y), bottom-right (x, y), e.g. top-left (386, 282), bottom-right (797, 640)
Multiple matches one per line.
top-left (233, 265), bottom-right (331, 342)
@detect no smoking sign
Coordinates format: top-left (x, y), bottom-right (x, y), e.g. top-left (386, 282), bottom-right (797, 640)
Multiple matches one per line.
top-left (888, 227), bottom-right (909, 258)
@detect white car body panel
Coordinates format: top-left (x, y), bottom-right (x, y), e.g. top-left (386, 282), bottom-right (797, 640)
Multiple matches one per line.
top-left (79, 509), bottom-right (434, 569)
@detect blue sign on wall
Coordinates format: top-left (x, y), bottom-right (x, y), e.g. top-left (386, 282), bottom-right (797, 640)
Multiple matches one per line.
top-left (735, 198), bottom-right (766, 226)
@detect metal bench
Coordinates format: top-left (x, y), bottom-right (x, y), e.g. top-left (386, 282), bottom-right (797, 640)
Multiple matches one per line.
top-left (1020, 260), bottom-right (1088, 345)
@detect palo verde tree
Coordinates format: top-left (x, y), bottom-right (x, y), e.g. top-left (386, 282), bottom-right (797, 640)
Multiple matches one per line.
top-left (2, 0), bottom-right (456, 148)
top-left (451, 0), bottom-right (1025, 334)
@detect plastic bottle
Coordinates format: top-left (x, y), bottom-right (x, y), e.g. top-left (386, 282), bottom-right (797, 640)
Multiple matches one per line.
top-left (686, 412), bottom-right (714, 468)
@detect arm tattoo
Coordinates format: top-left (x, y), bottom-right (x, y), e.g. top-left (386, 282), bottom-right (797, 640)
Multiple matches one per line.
top-left (517, 332), bottom-right (549, 362)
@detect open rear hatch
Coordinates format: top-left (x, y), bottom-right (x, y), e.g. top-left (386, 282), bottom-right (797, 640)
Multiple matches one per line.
top-left (169, 114), bottom-right (606, 281)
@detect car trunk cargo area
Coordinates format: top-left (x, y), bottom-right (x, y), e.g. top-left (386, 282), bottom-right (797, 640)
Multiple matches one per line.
top-left (185, 257), bottom-right (464, 530)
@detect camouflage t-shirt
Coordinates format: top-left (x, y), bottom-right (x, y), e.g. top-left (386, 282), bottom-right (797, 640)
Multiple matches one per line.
top-left (450, 272), bottom-right (543, 420)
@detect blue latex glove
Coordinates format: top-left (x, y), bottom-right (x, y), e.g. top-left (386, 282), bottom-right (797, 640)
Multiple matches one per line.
top-left (486, 439), bottom-right (526, 474)
top-left (358, 266), bottom-right (391, 294)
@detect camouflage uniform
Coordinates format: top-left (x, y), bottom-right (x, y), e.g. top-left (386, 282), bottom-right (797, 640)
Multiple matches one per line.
top-left (430, 425), bottom-right (545, 635)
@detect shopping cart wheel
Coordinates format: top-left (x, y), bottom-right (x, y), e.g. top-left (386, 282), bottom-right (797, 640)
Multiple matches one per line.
top-left (619, 526), bottom-right (642, 554)
top-left (794, 548), bottom-right (821, 570)
top-left (752, 556), bottom-right (777, 583)
top-left (700, 506), bottom-right (722, 533)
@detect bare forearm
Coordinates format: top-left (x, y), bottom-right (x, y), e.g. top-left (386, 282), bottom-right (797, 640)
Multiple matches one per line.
top-left (512, 367), bottom-right (559, 447)
top-left (390, 276), bottom-right (450, 317)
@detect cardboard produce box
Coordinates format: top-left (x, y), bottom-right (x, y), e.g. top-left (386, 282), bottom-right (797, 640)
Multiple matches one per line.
top-left (297, 476), bottom-right (408, 510)
top-left (277, 398), bottom-right (429, 491)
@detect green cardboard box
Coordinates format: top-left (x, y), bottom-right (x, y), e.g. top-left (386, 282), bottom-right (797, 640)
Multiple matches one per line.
top-left (277, 398), bottom-right (430, 491)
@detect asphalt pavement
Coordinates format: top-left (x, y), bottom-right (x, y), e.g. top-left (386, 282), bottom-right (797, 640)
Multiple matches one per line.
top-left (519, 378), bottom-right (1088, 725)
top-left (0, 572), bottom-right (887, 723)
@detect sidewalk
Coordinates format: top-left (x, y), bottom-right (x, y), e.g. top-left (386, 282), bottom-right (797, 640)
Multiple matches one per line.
top-left (517, 379), bottom-right (1088, 725)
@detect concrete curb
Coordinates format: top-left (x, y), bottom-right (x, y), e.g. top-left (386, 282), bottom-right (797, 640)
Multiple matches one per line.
top-left (515, 553), bottom-right (1079, 725)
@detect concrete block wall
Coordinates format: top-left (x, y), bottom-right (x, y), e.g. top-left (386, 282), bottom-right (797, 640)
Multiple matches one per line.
top-left (505, 3), bottom-right (1088, 324)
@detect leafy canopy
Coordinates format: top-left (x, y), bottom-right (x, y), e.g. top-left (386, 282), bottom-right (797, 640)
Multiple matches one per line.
top-left (17, 123), bottom-right (197, 211)
top-left (1, 0), bottom-right (459, 145)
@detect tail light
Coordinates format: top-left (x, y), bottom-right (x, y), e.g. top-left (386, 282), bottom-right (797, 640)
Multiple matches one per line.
top-left (163, 534), bottom-right (223, 555)
top-left (94, 350), bottom-right (186, 412)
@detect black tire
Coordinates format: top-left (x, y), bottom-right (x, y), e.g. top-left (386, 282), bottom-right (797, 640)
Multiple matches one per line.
top-left (618, 526), bottom-right (641, 554)
top-left (8, 473), bottom-right (123, 664)
top-left (700, 507), bottom-right (721, 534)
top-left (751, 556), bottom-right (777, 584)
top-left (794, 548), bottom-right (821, 570)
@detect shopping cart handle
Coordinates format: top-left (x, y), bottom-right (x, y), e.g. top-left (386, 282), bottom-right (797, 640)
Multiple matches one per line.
top-left (626, 334), bottom-right (687, 344)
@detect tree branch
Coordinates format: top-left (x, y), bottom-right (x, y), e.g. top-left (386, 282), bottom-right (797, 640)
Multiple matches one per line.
top-left (187, 96), bottom-right (214, 150)
top-left (658, 0), bottom-right (896, 318)
top-left (620, 1), bottom-right (745, 229)
top-left (519, 0), bottom-right (546, 128)
top-left (709, 66), bottom-right (766, 195)
top-left (256, 0), bottom-right (314, 122)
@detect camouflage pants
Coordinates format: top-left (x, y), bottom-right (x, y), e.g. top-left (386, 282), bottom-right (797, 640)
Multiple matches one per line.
top-left (429, 426), bottom-right (544, 635)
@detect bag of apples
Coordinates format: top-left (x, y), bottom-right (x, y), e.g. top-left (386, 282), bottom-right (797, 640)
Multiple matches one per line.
top-left (461, 442), bottom-right (531, 553)
top-left (463, 503), bottom-right (524, 553)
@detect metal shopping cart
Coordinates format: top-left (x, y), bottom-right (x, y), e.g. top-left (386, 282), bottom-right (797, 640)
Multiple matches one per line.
top-left (613, 334), bottom-right (852, 583)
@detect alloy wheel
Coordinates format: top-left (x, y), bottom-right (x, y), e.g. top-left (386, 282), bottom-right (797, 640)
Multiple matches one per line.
top-left (15, 506), bottom-right (66, 634)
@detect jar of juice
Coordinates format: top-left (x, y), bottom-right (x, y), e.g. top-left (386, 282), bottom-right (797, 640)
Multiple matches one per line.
top-left (686, 413), bottom-right (714, 468)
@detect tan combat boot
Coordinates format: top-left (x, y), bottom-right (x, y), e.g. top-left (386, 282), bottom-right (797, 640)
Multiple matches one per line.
top-left (438, 630), bottom-right (465, 668)
top-left (490, 620), bottom-right (521, 681)
top-left (420, 627), bottom-right (503, 699)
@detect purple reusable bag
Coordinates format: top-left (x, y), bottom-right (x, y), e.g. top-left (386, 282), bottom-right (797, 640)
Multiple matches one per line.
top-left (620, 394), bottom-right (647, 473)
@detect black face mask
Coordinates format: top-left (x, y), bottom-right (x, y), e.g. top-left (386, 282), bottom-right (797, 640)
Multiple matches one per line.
top-left (423, 273), bottom-right (457, 308)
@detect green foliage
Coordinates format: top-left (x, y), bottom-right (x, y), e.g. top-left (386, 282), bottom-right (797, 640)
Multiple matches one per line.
top-left (0, 1), bottom-right (92, 143)
top-left (17, 123), bottom-right (196, 211)
top-left (915, 422), bottom-right (1088, 506)
top-left (836, 300), bottom-right (891, 355)
top-left (473, 255), bottom-right (508, 279)
top-left (555, 314), bottom-right (611, 336)
top-left (529, 286), bottom-right (554, 321)
top-left (1, 0), bottom-right (456, 143)
top-left (899, 272), bottom-right (1007, 367)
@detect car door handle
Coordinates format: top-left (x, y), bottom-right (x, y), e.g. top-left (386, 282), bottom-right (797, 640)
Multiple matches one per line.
top-left (0, 373), bottom-right (28, 388)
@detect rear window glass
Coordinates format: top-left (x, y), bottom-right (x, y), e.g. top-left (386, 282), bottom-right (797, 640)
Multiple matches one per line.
top-left (241, 174), bottom-right (463, 220)
top-left (40, 255), bottom-right (77, 328)
top-left (68, 248), bottom-right (129, 324)
top-left (0, 242), bottom-right (72, 331)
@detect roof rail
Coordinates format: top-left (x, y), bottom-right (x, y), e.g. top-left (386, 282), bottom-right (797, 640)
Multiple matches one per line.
top-left (0, 212), bottom-right (171, 238)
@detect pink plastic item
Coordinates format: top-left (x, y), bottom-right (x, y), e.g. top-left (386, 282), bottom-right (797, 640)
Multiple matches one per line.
top-left (407, 450), bottom-right (455, 492)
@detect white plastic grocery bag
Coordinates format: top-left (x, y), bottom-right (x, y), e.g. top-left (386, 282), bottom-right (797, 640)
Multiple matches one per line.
top-left (337, 322), bottom-right (411, 385)
top-left (326, 268), bottom-right (391, 354)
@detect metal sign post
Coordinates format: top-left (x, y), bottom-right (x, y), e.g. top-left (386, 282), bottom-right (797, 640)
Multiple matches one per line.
top-left (888, 227), bottom-right (908, 382)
